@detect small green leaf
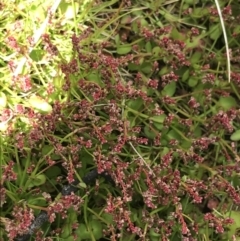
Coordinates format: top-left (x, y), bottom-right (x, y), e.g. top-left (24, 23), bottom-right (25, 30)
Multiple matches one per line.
top-left (170, 27), bottom-right (185, 41)
top-left (29, 49), bottom-right (45, 62)
top-left (29, 95), bottom-right (52, 113)
top-left (45, 166), bottom-right (61, 178)
top-left (192, 7), bottom-right (208, 18)
top-left (87, 71), bottom-right (102, 85)
top-left (158, 66), bottom-right (169, 76)
top-left (75, 224), bottom-right (91, 239)
top-left (181, 140), bottom-right (192, 149)
top-left (193, 125), bottom-right (202, 137)
top-left (42, 145), bottom-right (54, 155)
top-left (218, 96), bottom-right (237, 110)
top-left (128, 63), bottom-right (139, 71)
top-left (161, 82), bottom-right (176, 97)
top-left (66, 236), bottom-right (75, 241)
top-left (152, 115), bottom-right (166, 131)
top-left (167, 129), bottom-right (181, 141)
top-left (182, 69), bottom-right (189, 82)
top-left (89, 219), bottom-right (103, 239)
top-left (188, 77), bottom-right (198, 87)
top-left (150, 228), bottom-right (161, 238)
top-left (161, 147), bottom-right (170, 157)
top-left (224, 211), bottom-right (240, 239)
top-left (32, 174), bottom-right (46, 186)
top-left (209, 24), bottom-right (222, 41)
top-left (59, 1), bottom-right (79, 19)
top-left (68, 209), bottom-right (78, 222)
top-left (190, 51), bottom-right (202, 64)
top-left (145, 42), bottom-right (152, 53)
top-left (78, 182), bottom-right (87, 189)
top-left (230, 130), bottom-right (240, 141)
top-left (60, 223), bottom-right (72, 238)
top-left (101, 213), bottom-right (113, 224)
top-left (152, 46), bottom-right (161, 56)
top-left (151, 115), bottom-right (166, 124)
top-left (115, 34), bottom-right (120, 45)
top-left (139, 18), bottom-right (148, 27)
top-left (152, 123), bottom-right (163, 131)
top-left (117, 45), bottom-right (132, 55)
top-left (127, 98), bottom-right (143, 110)
top-left (28, 197), bottom-right (47, 206)
top-left (144, 126), bottom-right (157, 139)
top-left (121, 15), bottom-right (131, 24)
top-left (140, 62), bottom-right (152, 74)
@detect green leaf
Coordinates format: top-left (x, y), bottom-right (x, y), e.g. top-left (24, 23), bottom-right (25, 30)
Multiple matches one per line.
top-left (60, 223), bottom-right (72, 238)
top-left (181, 140), bottom-right (192, 149)
top-left (28, 3), bottom-right (46, 21)
top-left (101, 212), bottom-right (113, 224)
top-left (68, 209), bottom-right (78, 223)
top-left (151, 115), bottom-right (166, 130)
top-left (59, 0), bottom-right (79, 19)
top-left (140, 62), bottom-right (152, 74)
top-left (128, 63), bottom-right (139, 71)
top-left (152, 46), bottom-right (161, 56)
top-left (129, 117), bottom-right (136, 128)
top-left (193, 125), bottom-right (202, 137)
top-left (42, 145), bottom-right (53, 155)
top-left (209, 24), bottom-right (222, 41)
top-left (145, 42), bottom-right (152, 53)
top-left (151, 115), bottom-right (166, 124)
top-left (29, 95), bottom-right (52, 113)
top-left (75, 224), bottom-right (91, 239)
top-left (218, 96), bottom-right (237, 110)
top-left (127, 98), bottom-right (143, 110)
top-left (224, 211), bottom-right (240, 239)
top-left (167, 129), bottom-right (181, 141)
top-left (170, 27), bottom-right (185, 41)
top-left (192, 7), bottom-right (208, 18)
top-left (150, 228), bottom-right (161, 238)
top-left (28, 197), bottom-right (47, 206)
top-left (29, 49), bottom-right (45, 62)
top-left (150, 237), bottom-right (161, 241)
top-left (115, 34), bottom-right (120, 45)
top-left (190, 51), bottom-right (202, 64)
top-left (188, 77), bottom-right (198, 87)
top-left (140, 18), bottom-right (149, 27)
top-left (158, 66), bottom-right (169, 76)
top-left (87, 71), bottom-right (102, 85)
top-left (161, 82), bottom-right (176, 97)
top-left (117, 45), bottom-right (132, 55)
top-left (121, 15), bottom-right (132, 24)
top-left (32, 174), bottom-right (46, 186)
top-left (144, 126), bottom-right (157, 139)
top-left (45, 166), bottom-right (61, 178)
top-left (66, 236), bottom-right (75, 241)
top-left (230, 130), bottom-right (240, 141)
top-left (182, 69), bottom-right (189, 82)
top-left (89, 219), bottom-right (103, 239)
top-left (78, 182), bottom-right (87, 189)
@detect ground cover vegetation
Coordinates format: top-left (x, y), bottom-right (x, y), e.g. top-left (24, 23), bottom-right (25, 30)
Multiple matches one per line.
top-left (1, 0), bottom-right (240, 240)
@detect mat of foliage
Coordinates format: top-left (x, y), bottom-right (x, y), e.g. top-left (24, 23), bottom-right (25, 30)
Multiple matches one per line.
top-left (1, 0), bottom-right (240, 240)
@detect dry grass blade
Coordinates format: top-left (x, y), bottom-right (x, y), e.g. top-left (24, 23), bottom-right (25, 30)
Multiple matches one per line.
top-left (214, 0), bottom-right (231, 82)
